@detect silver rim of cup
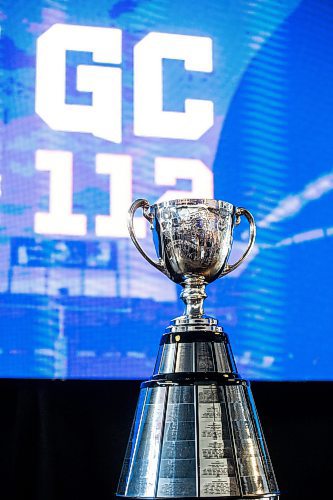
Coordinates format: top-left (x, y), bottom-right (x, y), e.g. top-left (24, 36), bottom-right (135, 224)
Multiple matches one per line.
top-left (150, 198), bottom-right (235, 213)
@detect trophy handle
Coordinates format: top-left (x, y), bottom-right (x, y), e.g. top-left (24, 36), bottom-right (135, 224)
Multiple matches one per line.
top-left (128, 199), bottom-right (168, 275)
top-left (219, 207), bottom-right (256, 277)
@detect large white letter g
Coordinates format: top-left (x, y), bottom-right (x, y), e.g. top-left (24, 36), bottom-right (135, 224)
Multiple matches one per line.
top-left (35, 24), bottom-right (122, 143)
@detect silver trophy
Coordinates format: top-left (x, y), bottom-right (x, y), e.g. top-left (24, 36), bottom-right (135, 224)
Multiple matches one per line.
top-left (117, 198), bottom-right (279, 500)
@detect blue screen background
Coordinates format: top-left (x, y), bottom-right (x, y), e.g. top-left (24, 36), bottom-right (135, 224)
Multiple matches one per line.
top-left (0, 0), bottom-right (332, 380)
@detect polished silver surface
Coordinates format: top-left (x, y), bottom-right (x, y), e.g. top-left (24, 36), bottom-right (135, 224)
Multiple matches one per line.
top-left (197, 385), bottom-right (239, 497)
top-left (126, 387), bottom-right (167, 498)
top-left (214, 343), bottom-right (232, 373)
top-left (196, 342), bottom-right (215, 372)
top-left (128, 198), bottom-right (256, 319)
top-left (118, 197), bottom-right (278, 499)
top-left (167, 316), bottom-right (223, 334)
top-left (158, 343), bottom-right (177, 374)
top-left (153, 341), bottom-right (235, 376)
top-left (174, 343), bottom-right (194, 373)
top-left (117, 381), bottom-right (279, 499)
top-left (157, 386), bottom-right (197, 498)
top-left (225, 384), bottom-right (271, 494)
top-left (117, 388), bottom-right (147, 496)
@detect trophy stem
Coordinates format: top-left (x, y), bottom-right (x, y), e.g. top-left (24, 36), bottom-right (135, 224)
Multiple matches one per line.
top-left (180, 274), bottom-right (207, 318)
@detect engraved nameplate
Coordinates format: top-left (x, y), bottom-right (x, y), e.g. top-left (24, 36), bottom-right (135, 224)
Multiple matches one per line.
top-left (175, 343), bottom-right (194, 372)
top-left (157, 386), bottom-right (196, 498)
top-left (214, 343), bottom-right (231, 372)
top-left (158, 343), bottom-right (176, 374)
top-left (126, 387), bottom-right (167, 497)
top-left (198, 385), bottom-right (239, 497)
top-left (196, 343), bottom-right (214, 372)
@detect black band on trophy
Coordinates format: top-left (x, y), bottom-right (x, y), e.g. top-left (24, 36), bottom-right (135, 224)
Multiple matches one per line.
top-left (159, 330), bottom-right (229, 345)
top-left (146, 374), bottom-right (245, 387)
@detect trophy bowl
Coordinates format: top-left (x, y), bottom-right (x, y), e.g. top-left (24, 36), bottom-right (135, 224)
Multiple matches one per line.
top-left (128, 198), bottom-right (256, 285)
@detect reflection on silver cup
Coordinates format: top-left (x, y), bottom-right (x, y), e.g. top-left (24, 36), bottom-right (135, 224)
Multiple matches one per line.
top-left (128, 198), bottom-right (255, 318)
top-left (129, 198), bottom-right (255, 282)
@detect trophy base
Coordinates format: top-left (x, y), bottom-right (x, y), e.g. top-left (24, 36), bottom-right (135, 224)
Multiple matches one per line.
top-left (117, 321), bottom-right (279, 499)
top-left (117, 496), bottom-right (279, 499)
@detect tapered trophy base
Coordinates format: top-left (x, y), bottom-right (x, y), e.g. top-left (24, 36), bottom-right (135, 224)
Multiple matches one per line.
top-left (118, 496), bottom-right (279, 499)
top-left (117, 319), bottom-right (279, 499)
